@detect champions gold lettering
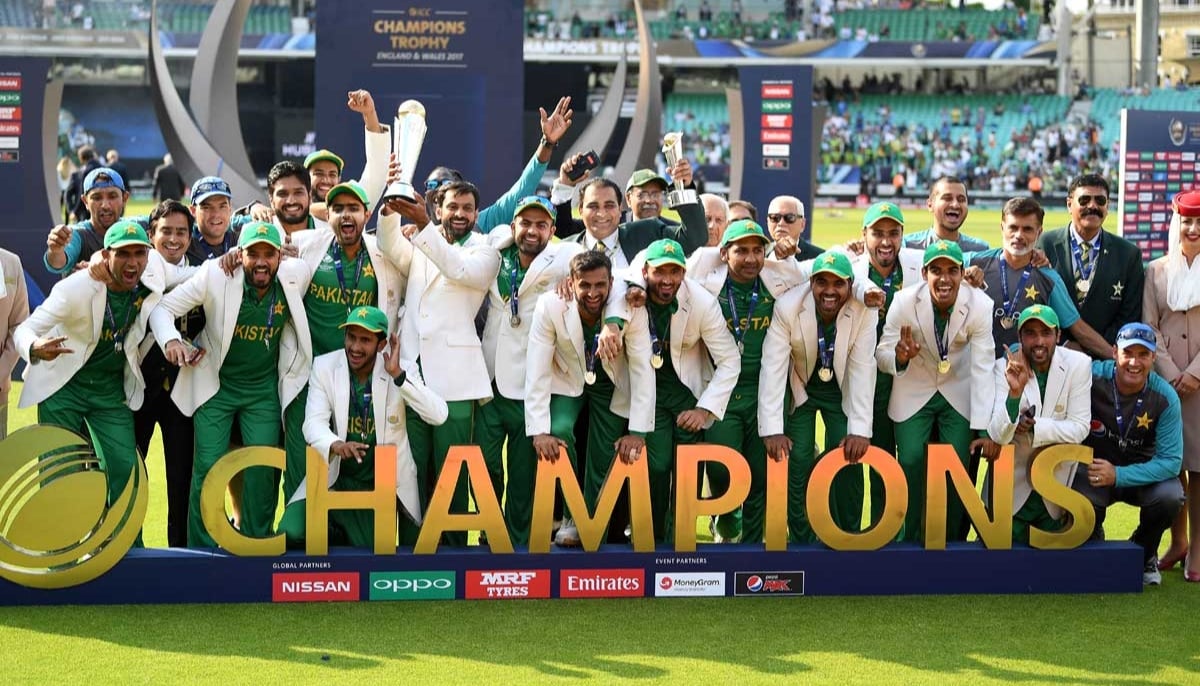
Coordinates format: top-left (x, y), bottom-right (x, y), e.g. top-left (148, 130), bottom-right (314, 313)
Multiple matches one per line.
top-left (374, 17), bottom-right (466, 51)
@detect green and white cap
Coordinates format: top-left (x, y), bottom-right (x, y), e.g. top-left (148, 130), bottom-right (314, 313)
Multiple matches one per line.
top-left (811, 251), bottom-right (854, 280)
top-left (326, 180), bottom-right (370, 211)
top-left (720, 219), bottom-right (771, 248)
top-left (238, 222), bottom-right (284, 250)
top-left (922, 239), bottom-right (964, 267)
top-left (863, 201), bottom-right (905, 228)
top-left (340, 306), bottom-right (389, 334)
top-left (644, 239), bottom-right (687, 268)
top-left (103, 221), bottom-right (152, 250)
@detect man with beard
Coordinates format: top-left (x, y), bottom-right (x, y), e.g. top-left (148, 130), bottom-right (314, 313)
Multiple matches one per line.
top-left (1036, 173), bottom-right (1145, 348)
top-left (525, 250), bottom-right (655, 544)
top-left (903, 176), bottom-right (991, 252)
top-left (876, 240), bottom-right (995, 543)
top-left (766, 195), bottom-right (823, 262)
top-left (287, 306), bottom-right (447, 548)
top-left (16, 222), bottom-right (174, 516)
top-left (701, 193), bottom-right (729, 247)
top-left (477, 196), bottom-right (583, 546)
top-left (377, 179), bottom-right (501, 546)
top-left (685, 220), bottom-right (806, 543)
top-left (45, 168), bottom-right (131, 275)
top-left (264, 161), bottom-right (332, 238)
top-left (627, 238), bottom-right (740, 541)
top-left (1073, 323), bottom-right (1184, 584)
top-left (986, 305), bottom-right (1091, 544)
top-left (760, 251), bottom-right (877, 539)
top-left (150, 222), bottom-right (313, 547)
top-left (969, 197), bottom-right (1112, 360)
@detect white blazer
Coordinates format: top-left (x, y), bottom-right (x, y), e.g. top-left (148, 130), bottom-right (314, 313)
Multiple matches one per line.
top-left (483, 227), bottom-right (583, 400)
top-left (525, 291), bottom-right (656, 436)
top-left (758, 284), bottom-right (878, 437)
top-left (986, 346), bottom-right (1092, 518)
top-left (293, 350), bottom-right (448, 524)
top-left (685, 246), bottom-right (802, 300)
top-left (355, 126), bottom-right (391, 211)
top-left (875, 282), bottom-right (995, 429)
top-left (289, 228), bottom-right (405, 335)
top-left (0, 248), bottom-right (30, 407)
top-left (852, 247), bottom-right (924, 302)
top-left (149, 258), bottom-right (314, 417)
top-left (15, 251), bottom-right (183, 409)
top-left (376, 213), bottom-right (501, 403)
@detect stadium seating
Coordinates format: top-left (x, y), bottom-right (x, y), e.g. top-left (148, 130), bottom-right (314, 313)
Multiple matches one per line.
top-left (0, 1), bottom-right (293, 33)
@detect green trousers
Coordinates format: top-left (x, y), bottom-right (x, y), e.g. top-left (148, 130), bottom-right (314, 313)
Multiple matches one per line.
top-left (189, 383), bottom-right (281, 548)
top-left (475, 388), bottom-right (538, 546)
top-left (705, 391), bottom-right (767, 543)
top-left (1012, 494), bottom-right (1061, 545)
top-left (278, 486), bottom-right (383, 548)
top-left (545, 390), bottom-right (627, 531)
top-left (39, 378), bottom-right (142, 546)
top-left (782, 394), bottom-right (857, 542)
top-left (407, 399), bottom-right (477, 547)
top-left (645, 404), bottom-right (702, 542)
top-left (282, 386), bottom-right (308, 505)
top-left (867, 372), bottom-right (896, 528)
top-left (892, 392), bottom-right (972, 543)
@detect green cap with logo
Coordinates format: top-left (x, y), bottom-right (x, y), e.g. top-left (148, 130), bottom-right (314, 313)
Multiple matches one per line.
top-left (103, 221), bottom-right (152, 250)
top-left (304, 149), bottom-right (344, 172)
top-left (863, 201), bottom-right (905, 229)
top-left (238, 221), bottom-right (284, 250)
top-left (811, 250), bottom-right (854, 280)
top-left (644, 239), bottom-right (687, 269)
top-left (625, 168), bottom-right (669, 192)
top-left (514, 195), bottom-right (557, 221)
top-left (922, 239), bottom-right (964, 267)
top-left (720, 219), bottom-right (771, 248)
top-left (325, 180), bottom-right (370, 211)
top-left (339, 305), bottom-right (389, 334)
top-left (1017, 304), bottom-right (1060, 330)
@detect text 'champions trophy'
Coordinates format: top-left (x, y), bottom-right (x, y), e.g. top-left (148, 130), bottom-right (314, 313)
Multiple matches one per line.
top-left (661, 132), bottom-right (697, 207)
top-left (383, 100), bottom-right (428, 203)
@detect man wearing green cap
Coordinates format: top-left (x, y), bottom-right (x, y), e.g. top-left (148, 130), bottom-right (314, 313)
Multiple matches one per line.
top-left (625, 238), bottom-right (740, 541)
top-left (986, 304), bottom-right (1092, 543)
top-left (150, 222), bottom-right (313, 547)
top-left (760, 250), bottom-right (877, 539)
top-left (476, 196), bottom-right (584, 545)
top-left (279, 306), bottom-right (447, 547)
top-left (685, 219), bottom-right (806, 542)
top-left (876, 239), bottom-right (995, 543)
top-left (16, 221), bottom-right (178, 513)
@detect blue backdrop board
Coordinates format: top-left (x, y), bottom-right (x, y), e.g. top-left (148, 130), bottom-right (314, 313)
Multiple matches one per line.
top-left (0, 58), bottom-right (55, 297)
top-left (313, 0), bottom-right (524, 206)
top-left (1118, 109), bottom-right (1200, 261)
top-left (736, 65), bottom-right (814, 238)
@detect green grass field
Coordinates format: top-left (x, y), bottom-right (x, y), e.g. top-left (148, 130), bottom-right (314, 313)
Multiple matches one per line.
top-left (4, 203), bottom-right (1196, 684)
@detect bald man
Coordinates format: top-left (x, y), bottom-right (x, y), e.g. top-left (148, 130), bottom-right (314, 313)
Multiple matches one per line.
top-left (701, 194), bottom-right (729, 248)
top-left (767, 195), bottom-right (823, 263)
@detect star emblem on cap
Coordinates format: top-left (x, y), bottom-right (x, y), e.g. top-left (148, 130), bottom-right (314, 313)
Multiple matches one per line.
top-left (1135, 412), bottom-right (1153, 429)
top-left (357, 308), bottom-right (369, 318)
top-left (936, 240), bottom-right (950, 251)
top-left (880, 203), bottom-right (891, 212)
top-left (257, 226), bottom-right (269, 235)
top-left (125, 226), bottom-right (137, 235)
top-left (823, 254), bottom-right (836, 264)
top-left (1030, 305), bottom-right (1042, 314)
top-left (664, 244), bottom-right (676, 254)
top-left (1024, 285), bottom-right (1040, 300)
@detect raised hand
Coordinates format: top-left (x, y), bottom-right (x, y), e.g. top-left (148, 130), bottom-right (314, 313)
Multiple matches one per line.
top-left (540, 96), bottom-right (573, 145)
top-left (382, 334), bottom-right (402, 379)
top-left (1005, 345), bottom-right (1030, 397)
top-left (895, 325), bottom-right (921, 365)
top-left (30, 335), bottom-right (74, 362)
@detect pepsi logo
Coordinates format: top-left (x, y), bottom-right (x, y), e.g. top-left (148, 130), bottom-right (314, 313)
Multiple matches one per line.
top-left (745, 575), bottom-right (764, 593)
top-left (1090, 419), bottom-right (1105, 436)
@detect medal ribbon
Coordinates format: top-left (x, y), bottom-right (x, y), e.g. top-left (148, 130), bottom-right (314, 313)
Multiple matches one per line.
top-left (817, 321), bottom-right (835, 374)
top-left (1111, 376), bottom-right (1147, 447)
top-left (725, 279), bottom-right (760, 350)
top-left (998, 257), bottom-right (1033, 321)
top-left (508, 267), bottom-right (520, 321)
top-left (104, 290), bottom-right (139, 351)
top-left (349, 375), bottom-right (373, 439)
top-left (647, 308), bottom-right (665, 360)
top-left (263, 283), bottom-right (279, 348)
top-left (1070, 232), bottom-right (1097, 284)
top-left (332, 240), bottom-right (366, 313)
top-left (585, 333), bottom-right (599, 378)
top-left (934, 308), bottom-right (950, 364)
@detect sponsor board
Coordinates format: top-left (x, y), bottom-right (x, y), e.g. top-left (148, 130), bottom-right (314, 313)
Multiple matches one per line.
top-left (0, 107), bottom-right (19, 121)
top-left (734, 571), bottom-right (805, 596)
top-left (761, 114), bottom-right (793, 129)
top-left (0, 122), bottom-right (18, 136)
top-left (272, 572), bottom-right (359, 602)
top-left (0, 76), bottom-right (19, 90)
top-left (761, 129), bottom-right (792, 144)
top-left (763, 157), bottom-right (789, 170)
top-left (654, 572), bottom-right (725, 597)
top-left (761, 100), bottom-right (792, 114)
top-left (0, 150), bottom-right (17, 163)
top-left (762, 143), bottom-right (791, 157)
top-left (465, 569), bottom-right (550, 599)
top-left (559, 568), bottom-right (644, 598)
top-left (369, 571), bottom-right (456, 600)
top-left (0, 93), bottom-right (18, 105)
top-left (760, 82), bottom-right (793, 99)
top-left (0, 137), bottom-right (16, 149)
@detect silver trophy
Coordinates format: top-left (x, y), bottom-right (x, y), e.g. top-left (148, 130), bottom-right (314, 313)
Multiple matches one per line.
top-left (382, 100), bottom-right (428, 203)
top-left (661, 132), bottom-right (698, 207)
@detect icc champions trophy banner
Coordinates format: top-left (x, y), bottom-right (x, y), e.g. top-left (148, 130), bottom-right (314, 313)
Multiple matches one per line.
top-left (0, 57), bottom-right (55, 297)
top-left (1118, 108), bottom-right (1200, 261)
top-left (313, 0), bottom-right (523, 207)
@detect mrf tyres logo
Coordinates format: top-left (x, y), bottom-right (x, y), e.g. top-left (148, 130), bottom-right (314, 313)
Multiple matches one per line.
top-left (272, 572), bottom-right (359, 602)
top-left (734, 571), bottom-right (805, 597)
top-left (465, 569), bottom-right (550, 599)
top-left (654, 572), bottom-right (725, 597)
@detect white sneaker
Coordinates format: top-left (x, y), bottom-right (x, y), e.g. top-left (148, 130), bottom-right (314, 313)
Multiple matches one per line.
top-left (554, 518), bottom-right (580, 547)
top-left (1144, 557), bottom-right (1162, 586)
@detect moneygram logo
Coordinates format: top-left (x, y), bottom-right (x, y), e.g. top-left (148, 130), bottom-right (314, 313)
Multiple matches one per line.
top-left (370, 571), bottom-right (455, 600)
top-left (734, 571), bottom-right (805, 597)
top-left (654, 572), bottom-right (725, 597)
top-left (560, 568), bottom-right (644, 598)
top-left (272, 572), bottom-right (359, 602)
top-left (465, 569), bottom-right (550, 599)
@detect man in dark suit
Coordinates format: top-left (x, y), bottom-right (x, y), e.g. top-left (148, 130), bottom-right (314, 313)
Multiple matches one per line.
top-left (105, 149), bottom-right (129, 188)
top-left (1036, 173), bottom-right (1143, 352)
top-left (153, 153), bottom-right (187, 202)
top-left (64, 145), bottom-right (101, 222)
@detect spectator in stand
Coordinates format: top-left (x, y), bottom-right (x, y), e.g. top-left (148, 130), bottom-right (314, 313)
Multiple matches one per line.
top-left (105, 150), bottom-right (129, 188)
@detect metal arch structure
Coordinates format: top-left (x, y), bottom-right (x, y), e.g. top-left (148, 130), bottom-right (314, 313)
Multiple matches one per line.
top-left (563, 52), bottom-right (629, 165)
top-left (148, 0), bottom-right (262, 204)
top-left (612, 0), bottom-right (663, 184)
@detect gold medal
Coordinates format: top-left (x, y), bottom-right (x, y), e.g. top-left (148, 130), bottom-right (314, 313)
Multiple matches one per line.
top-left (651, 353), bottom-right (664, 369)
top-left (818, 367), bottom-right (833, 382)
top-left (1000, 316), bottom-right (1014, 330)
top-left (509, 314), bottom-right (521, 327)
top-left (938, 359), bottom-right (951, 375)
top-left (1076, 279), bottom-right (1090, 294)
top-left (584, 370), bottom-right (596, 385)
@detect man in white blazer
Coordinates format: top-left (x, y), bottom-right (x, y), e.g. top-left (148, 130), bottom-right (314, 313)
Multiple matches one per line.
top-left (760, 251), bottom-right (878, 540)
top-left (16, 222), bottom-right (171, 510)
top-left (477, 196), bottom-right (583, 545)
top-left (685, 220), bottom-right (805, 543)
top-left (876, 239), bottom-right (996, 543)
top-left (987, 305), bottom-right (1091, 543)
top-left (378, 179), bottom-right (501, 546)
top-left (851, 202), bottom-right (923, 527)
top-left (150, 222), bottom-right (313, 547)
top-left (525, 250), bottom-right (655, 545)
top-left (278, 306), bottom-right (447, 547)
top-left (0, 246), bottom-right (29, 439)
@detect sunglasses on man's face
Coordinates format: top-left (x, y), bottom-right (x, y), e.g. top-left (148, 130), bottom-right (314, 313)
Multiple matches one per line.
top-left (425, 178), bottom-right (453, 192)
top-left (768, 213), bottom-right (801, 224)
top-left (1074, 194), bottom-right (1108, 207)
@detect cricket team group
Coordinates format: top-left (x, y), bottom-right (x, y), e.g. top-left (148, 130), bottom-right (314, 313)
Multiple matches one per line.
top-left (4, 92), bottom-right (1198, 586)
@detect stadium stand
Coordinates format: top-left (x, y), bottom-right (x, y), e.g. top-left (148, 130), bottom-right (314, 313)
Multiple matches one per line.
top-left (0, 0), bottom-right (294, 33)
